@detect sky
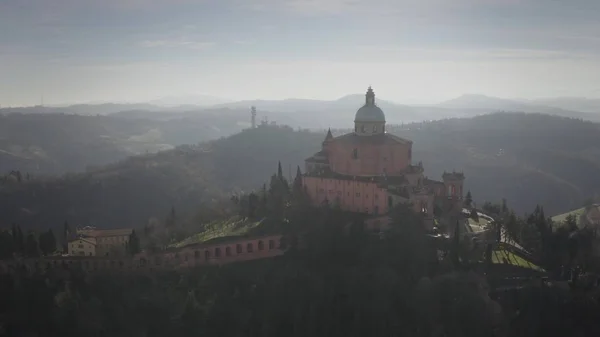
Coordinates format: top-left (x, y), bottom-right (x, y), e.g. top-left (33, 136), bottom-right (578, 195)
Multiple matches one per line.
top-left (1, 0), bottom-right (600, 106)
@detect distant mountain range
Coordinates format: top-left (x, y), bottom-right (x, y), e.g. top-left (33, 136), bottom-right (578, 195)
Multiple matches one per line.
top-left (2, 93), bottom-right (600, 128)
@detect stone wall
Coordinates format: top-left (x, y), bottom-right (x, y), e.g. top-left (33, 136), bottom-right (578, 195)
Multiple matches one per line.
top-left (0, 234), bottom-right (285, 276)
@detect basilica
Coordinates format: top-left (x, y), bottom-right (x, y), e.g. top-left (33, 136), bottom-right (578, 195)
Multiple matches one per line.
top-left (302, 87), bottom-right (465, 230)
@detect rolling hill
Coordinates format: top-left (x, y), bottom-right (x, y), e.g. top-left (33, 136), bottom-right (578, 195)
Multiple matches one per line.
top-left (1, 112), bottom-right (600, 233)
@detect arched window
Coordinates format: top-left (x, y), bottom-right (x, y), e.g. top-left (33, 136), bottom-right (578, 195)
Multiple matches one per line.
top-left (194, 250), bottom-right (200, 259)
top-left (236, 244), bottom-right (243, 254)
top-left (215, 247), bottom-right (221, 257)
top-left (258, 240), bottom-right (264, 251)
top-left (225, 246), bottom-right (232, 256)
top-left (204, 250), bottom-right (210, 261)
top-left (247, 243), bottom-right (254, 253)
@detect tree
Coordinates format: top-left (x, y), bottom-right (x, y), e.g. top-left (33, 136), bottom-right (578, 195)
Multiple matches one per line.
top-left (469, 208), bottom-right (479, 221)
top-left (25, 232), bottom-right (39, 257)
top-left (39, 229), bottom-right (57, 256)
top-left (128, 230), bottom-right (141, 255)
top-left (11, 223), bottom-right (24, 254)
top-left (0, 230), bottom-right (14, 258)
top-left (464, 191), bottom-right (473, 207)
top-left (63, 221), bottom-right (71, 253)
top-left (564, 213), bottom-right (578, 231)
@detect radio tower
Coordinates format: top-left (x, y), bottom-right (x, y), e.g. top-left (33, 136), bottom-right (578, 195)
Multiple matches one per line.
top-left (250, 106), bottom-right (257, 128)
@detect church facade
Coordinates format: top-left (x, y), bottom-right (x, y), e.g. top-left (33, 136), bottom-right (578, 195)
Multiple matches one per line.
top-left (302, 87), bottom-right (465, 230)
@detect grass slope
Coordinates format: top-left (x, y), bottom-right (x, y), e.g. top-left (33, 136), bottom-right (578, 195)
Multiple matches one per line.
top-left (171, 216), bottom-right (265, 248)
top-left (491, 249), bottom-right (545, 272)
top-left (551, 207), bottom-right (586, 228)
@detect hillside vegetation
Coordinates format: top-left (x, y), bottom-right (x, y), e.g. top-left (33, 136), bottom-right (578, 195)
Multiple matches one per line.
top-left (0, 111), bottom-right (250, 174)
top-left (1, 113), bottom-right (600, 232)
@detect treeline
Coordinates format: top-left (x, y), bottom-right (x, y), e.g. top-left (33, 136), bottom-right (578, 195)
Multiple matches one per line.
top-left (479, 199), bottom-right (598, 276)
top-left (3, 201), bottom-right (600, 337)
top-left (0, 224), bottom-right (57, 258)
top-left (2, 112), bottom-right (600, 233)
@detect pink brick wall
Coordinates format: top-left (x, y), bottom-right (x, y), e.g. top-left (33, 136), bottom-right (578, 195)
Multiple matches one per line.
top-left (303, 176), bottom-right (389, 214)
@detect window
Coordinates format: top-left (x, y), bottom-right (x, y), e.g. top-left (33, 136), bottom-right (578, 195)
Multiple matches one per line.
top-left (78, 244), bottom-right (84, 249)
top-left (204, 250), bottom-right (210, 261)
top-left (361, 125), bottom-right (366, 133)
top-left (388, 196), bottom-right (393, 208)
top-left (373, 125), bottom-right (378, 133)
top-left (215, 247), bottom-right (221, 257)
top-left (374, 206), bottom-right (379, 215)
top-left (328, 189), bottom-right (333, 194)
top-left (236, 244), bottom-right (243, 254)
top-left (355, 192), bottom-right (360, 197)
top-left (195, 250), bottom-right (200, 259)
top-left (247, 243), bottom-right (254, 253)
top-left (352, 148), bottom-right (358, 159)
top-left (374, 194), bottom-right (378, 200)
top-left (269, 240), bottom-right (275, 249)
top-left (225, 246), bottom-right (232, 256)
top-left (258, 240), bottom-right (264, 251)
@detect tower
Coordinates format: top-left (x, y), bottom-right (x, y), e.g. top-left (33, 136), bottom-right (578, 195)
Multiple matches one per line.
top-left (250, 106), bottom-right (257, 128)
top-left (354, 86), bottom-right (386, 136)
top-left (442, 171), bottom-right (465, 200)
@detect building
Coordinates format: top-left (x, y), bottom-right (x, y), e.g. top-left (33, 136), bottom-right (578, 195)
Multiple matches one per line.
top-left (68, 237), bottom-right (97, 256)
top-left (70, 227), bottom-right (133, 257)
top-left (302, 87), bottom-right (465, 230)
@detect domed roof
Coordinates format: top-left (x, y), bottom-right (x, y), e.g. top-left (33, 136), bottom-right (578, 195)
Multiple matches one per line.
top-left (354, 87), bottom-right (386, 123)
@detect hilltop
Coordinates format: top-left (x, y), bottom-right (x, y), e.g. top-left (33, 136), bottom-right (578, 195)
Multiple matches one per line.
top-left (0, 110), bottom-right (252, 174)
top-left (0, 126), bottom-right (323, 231)
top-left (1, 112), bottom-right (600, 231)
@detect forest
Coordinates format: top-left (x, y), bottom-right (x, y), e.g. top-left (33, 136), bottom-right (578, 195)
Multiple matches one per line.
top-left (2, 184), bottom-right (600, 337)
top-left (1, 112), bottom-right (600, 234)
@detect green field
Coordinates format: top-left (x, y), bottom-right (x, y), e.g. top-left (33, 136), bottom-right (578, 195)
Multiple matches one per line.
top-left (171, 216), bottom-right (265, 248)
top-left (491, 249), bottom-right (545, 272)
top-left (551, 207), bottom-right (586, 228)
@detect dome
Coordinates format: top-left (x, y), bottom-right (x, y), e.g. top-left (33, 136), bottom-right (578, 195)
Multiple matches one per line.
top-left (354, 105), bottom-right (386, 123)
top-left (354, 86), bottom-right (386, 123)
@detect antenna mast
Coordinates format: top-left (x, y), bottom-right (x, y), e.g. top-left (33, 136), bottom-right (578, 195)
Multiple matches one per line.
top-left (250, 106), bottom-right (257, 128)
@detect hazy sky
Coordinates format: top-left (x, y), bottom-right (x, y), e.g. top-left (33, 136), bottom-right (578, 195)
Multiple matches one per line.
top-left (1, 0), bottom-right (600, 106)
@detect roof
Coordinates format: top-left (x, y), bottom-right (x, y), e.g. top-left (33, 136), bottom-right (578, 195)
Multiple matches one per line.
top-left (333, 132), bottom-right (412, 146)
top-left (354, 87), bottom-right (386, 123)
top-left (68, 237), bottom-right (97, 245)
top-left (442, 171), bottom-right (465, 180)
top-left (305, 156), bottom-right (329, 164)
top-left (355, 105), bottom-right (385, 123)
top-left (77, 228), bottom-right (133, 237)
top-left (424, 178), bottom-right (445, 186)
